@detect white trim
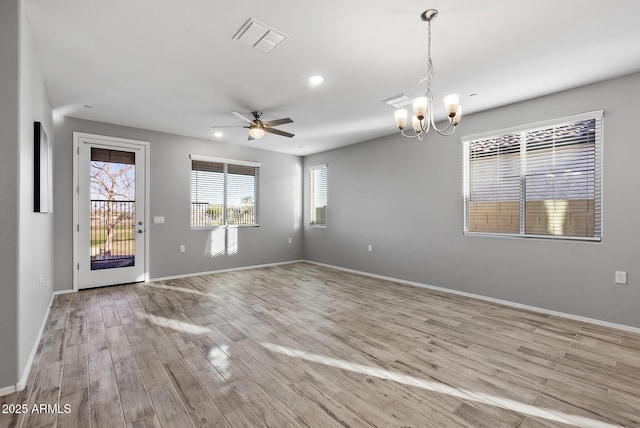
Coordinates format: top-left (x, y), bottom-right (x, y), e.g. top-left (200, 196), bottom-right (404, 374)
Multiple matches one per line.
top-left (73, 132), bottom-right (150, 291)
top-left (463, 231), bottom-right (602, 243)
top-left (461, 109), bottom-right (604, 143)
top-left (308, 163), bottom-right (327, 171)
top-left (0, 385), bottom-right (16, 397)
top-left (189, 153), bottom-right (261, 168)
top-left (303, 260), bottom-right (640, 335)
top-left (149, 259), bottom-right (303, 282)
top-left (3, 290), bottom-right (73, 396)
top-left (16, 294), bottom-right (54, 390)
top-left (73, 135), bottom-right (79, 291)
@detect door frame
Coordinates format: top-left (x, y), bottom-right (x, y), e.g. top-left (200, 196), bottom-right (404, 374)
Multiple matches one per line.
top-left (73, 132), bottom-right (150, 291)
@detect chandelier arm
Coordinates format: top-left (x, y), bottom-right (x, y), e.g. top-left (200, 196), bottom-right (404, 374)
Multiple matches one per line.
top-left (400, 129), bottom-right (421, 139)
top-left (427, 102), bottom-right (455, 135)
top-left (430, 119), bottom-right (454, 134)
top-left (435, 124), bottom-right (457, 136)
top-left (422, 113), bottom-right (432, 134)
top-left (431, 122), bottom-right (455, 135)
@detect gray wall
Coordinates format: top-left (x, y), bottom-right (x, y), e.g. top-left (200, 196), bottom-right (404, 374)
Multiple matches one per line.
top-left (0, 0), bottom-right (54, 392)
top-left (304, 72), bottom-right (640, 328)
top-left (54, 117), bottom-right (304, 290)
top-left (17, 0), bottom-right (55, 381)
top-left (0, 0), bottom-right (21, 390)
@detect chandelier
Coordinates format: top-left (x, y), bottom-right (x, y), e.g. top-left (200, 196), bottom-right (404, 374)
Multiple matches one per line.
top-left (393, 9), bottom-right (462, 140)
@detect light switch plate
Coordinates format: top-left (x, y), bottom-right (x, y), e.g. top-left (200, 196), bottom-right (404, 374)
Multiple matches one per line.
top-left (154, 216), bottom-right (165, 224)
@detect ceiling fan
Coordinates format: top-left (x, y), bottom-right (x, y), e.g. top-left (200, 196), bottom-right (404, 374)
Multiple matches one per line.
top-left (222, 111), bottom-right (295, 140)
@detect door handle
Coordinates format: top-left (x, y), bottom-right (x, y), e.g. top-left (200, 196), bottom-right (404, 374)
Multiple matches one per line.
top-left (138, 229), bottom-right (144, 234)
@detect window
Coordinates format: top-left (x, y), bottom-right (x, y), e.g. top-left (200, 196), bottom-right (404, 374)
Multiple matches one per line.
top-left (190, 154), bottom-right (260, 228)
top-left (310, 164), bottom-right (327, 226)
top-left (463, 111), bottom-right (602, 241)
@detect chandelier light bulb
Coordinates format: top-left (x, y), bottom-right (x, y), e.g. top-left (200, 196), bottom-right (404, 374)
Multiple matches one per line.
top-left (412, 115), bottom-right (422, 132)
top-left (451, 105), bottom-right (463, 126)
top-left (394, 109), bottom-right (408, 129)
top-left (443, 93), bottom-right (461, 117)
top-left (412, 97), bottom-right (428, 121)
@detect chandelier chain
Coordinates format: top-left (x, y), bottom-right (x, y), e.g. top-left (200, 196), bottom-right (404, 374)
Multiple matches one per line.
top-left (426, 18), bottom-right (434, 99)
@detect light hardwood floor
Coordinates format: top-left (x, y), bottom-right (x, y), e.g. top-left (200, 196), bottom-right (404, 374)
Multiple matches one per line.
top-left (2, 262), bottom-right (640, 427)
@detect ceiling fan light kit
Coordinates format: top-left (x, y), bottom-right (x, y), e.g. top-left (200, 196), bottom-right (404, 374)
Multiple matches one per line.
top-left (394, 9), bottom-right (462, 140)
top-left (248, 124), bottom-right (266, 139)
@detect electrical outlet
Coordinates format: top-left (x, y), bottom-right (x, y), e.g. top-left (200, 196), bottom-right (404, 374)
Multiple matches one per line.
top-left (615, 271), bottom-right (627, 284)
top-left (288, 238), bottom-right (292, 244)
top-left (179, 245), bottom-right (186, 253)
top-left (368, 244), bottom-right (373, 252)
top-left (39, 274), bottom-right (50, 287)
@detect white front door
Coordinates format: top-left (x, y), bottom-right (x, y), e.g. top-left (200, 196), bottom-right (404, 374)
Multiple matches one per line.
top-left (74, 133), bottom-right (148, 289)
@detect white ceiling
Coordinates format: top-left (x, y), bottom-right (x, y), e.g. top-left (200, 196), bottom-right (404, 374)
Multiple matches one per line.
top-left (24, 0), bottom-right (640, 156)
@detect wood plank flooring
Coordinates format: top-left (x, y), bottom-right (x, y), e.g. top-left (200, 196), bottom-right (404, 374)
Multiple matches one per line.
top-left (2, 262), bottom-right (640, 427)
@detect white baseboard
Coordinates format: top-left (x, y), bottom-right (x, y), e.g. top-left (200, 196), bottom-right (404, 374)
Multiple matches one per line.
top-left (150, 259), bottom-right (304, 283)
top-left (0, 385), bottom-right (16, 397)
top-left (304, 260), bottom-right (640, 335)
top-left (12, 289), bottom-right (73, 394)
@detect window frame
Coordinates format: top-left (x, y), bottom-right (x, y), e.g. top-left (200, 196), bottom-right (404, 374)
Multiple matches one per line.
top-left (309, 164), bottom-right (328, 227)
top-left (462, 110), bottom-right (603, 242)
top-left (190, 154), bottom-right (260, 229)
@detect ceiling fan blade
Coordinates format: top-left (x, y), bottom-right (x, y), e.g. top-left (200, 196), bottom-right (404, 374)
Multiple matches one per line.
top-left (210, 125), bottom-right (247, 128)
top-left (231, 111), bottom-right (255, 124)
top-left (264, 127), bottom-right (295, 138)
top-left (262, 117), bottom-right (293, 127)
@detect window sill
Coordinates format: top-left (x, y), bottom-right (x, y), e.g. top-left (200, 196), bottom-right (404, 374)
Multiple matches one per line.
top-left (191, 224), bottom-right (259, 230)
top-left (463, 231), bottom-right (601, 242)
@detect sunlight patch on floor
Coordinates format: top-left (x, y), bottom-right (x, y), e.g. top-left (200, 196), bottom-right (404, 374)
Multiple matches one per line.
top-left (261, 342), bottom-right (621, 428)
top-left (145, 282), bottom-right (211, 297)
top-left (141, 313), bottom-right (212, 335)
top-left (208, 344), bottom-right (232, 379)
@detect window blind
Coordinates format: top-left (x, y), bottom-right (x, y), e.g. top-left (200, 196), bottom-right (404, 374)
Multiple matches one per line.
top-left (226, 163), bottom-right (259, 226)
top-left (190, 155), bottom-right (260, 228)
top-left (310, 165), bottom-right (327, 226)
top-left (463, 111), bottom-right (602, 240)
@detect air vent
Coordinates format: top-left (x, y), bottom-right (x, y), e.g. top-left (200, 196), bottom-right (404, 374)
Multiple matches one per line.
top-left (383, 93), bottom-right (412, 108)
top-left (233, 18), bottom-right (287, 54)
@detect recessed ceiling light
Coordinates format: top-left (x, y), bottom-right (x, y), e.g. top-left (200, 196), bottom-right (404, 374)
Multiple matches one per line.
top-left (309, 75), bottom-right (324, 85)
top-left (213, 131), bottom-right (223, 138)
